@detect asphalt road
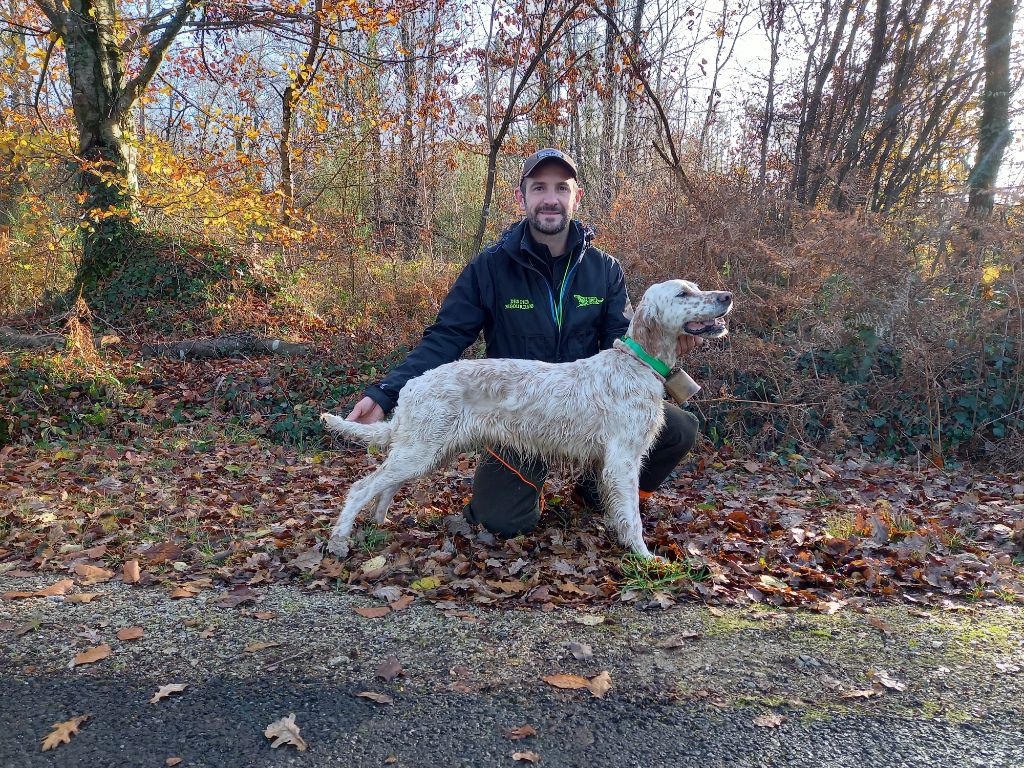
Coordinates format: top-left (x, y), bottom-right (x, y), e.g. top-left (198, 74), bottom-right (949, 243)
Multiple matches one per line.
top-left (2, 674), bottom-right (1022, 767)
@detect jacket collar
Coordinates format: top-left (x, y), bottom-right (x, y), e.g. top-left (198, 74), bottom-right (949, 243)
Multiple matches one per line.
top-left (501, 219), bottom-right (593, 269)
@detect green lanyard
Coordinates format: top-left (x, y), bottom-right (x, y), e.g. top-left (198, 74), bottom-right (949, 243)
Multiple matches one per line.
top-left (551, 256), bottom-right (574, 328)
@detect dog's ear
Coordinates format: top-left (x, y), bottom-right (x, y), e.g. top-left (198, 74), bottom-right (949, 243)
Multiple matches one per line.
top-left (629, 301), bottom-right (658, 351)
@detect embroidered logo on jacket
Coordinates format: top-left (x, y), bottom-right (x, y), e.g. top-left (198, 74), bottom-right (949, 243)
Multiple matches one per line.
top-left (573, 294), bottom-right (604, 308)
top-left (505, 298), bottom-right (535, 310)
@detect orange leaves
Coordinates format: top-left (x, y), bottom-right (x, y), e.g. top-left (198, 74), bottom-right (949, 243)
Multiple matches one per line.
top-left (2, 579), bottom-right (75, 600)
top-left (72, 644), bottom-right (112, 667)
top-left (41, 715), bottom-right (90, 752)
top-left (542, 671), bottom-right (612, 698)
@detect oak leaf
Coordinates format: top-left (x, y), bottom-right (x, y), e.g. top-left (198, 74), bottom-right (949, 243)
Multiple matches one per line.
top-left (587, 671), bottom-right (612, 698)
top-left (265, 713), bottom-right (308, 751)
top-left (40, 714), bottom-right (89, 751)
top-left (150, 683), bottom-right (188, 703)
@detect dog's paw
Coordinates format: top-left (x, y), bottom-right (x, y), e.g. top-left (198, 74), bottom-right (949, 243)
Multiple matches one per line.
top-left (326, 535), bottom-right (351, 559)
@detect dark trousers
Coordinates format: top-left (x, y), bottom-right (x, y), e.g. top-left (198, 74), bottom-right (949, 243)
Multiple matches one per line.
top-left (463, 403), bottom-right (699, 538)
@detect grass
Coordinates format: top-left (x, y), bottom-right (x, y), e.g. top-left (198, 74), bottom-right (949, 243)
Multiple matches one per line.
top-left (618, 553), bottom-right (710, 594)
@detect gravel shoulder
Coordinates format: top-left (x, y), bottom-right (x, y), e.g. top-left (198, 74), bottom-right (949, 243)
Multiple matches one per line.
top-left (2, 574), bottom-right (1022, 766)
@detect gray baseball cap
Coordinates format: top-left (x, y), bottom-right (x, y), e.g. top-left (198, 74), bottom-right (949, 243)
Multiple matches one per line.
top-left (520, 148), bottom-right (579, 183)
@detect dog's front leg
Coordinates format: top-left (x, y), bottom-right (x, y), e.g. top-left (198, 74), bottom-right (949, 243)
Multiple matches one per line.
top-left (600, 456), bottom-right (655, 559)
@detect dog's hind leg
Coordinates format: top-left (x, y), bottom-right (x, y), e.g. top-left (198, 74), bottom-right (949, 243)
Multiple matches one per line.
top-left (327, 444), bottom-right (442, 557)
top-left (599, 449), bottom-right (654, 559)
top-left (372, 482), bottom-right (402, 524)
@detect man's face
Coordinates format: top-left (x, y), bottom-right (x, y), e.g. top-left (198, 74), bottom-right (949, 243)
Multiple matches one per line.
top-left (515, 163), bottom-right (583, 236)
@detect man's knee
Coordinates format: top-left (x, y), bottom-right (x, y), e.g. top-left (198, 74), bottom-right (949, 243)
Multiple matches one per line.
top-left (662, 405), bottom-right (699, 457)
top-left (464, 448), bottom-right (546, 538)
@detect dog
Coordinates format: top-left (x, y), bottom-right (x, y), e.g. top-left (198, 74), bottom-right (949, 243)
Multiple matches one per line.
top-left (321, 279), bottom-right (732, 559)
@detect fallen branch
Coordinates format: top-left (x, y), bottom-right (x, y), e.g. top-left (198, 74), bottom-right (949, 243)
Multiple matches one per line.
top-left (140, 334), bottom-right (312, 360)
top-left (0, 326), bottom-right (66, 351)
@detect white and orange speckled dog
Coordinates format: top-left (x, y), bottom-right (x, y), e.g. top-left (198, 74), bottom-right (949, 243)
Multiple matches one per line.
top-left (321, 279), bottom-right (732, 559)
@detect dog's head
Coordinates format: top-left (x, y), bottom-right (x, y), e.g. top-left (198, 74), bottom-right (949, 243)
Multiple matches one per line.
top-left (627, 280), bottom-right (733, 366)
top-left (635, 279), bottom-right (733, 339)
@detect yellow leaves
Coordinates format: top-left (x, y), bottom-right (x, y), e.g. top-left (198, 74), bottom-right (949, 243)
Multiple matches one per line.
top-left (410, 576), bottom-right (441, 592)
top-left (41, 715), bottom-right (90, 752)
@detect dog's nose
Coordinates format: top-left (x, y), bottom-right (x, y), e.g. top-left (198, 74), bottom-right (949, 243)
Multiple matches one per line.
top-left (719, 292), bottom-right (733, 303)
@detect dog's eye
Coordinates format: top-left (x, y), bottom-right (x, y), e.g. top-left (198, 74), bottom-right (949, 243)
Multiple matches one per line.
top-left (676, 291), bottom-right (689, 298)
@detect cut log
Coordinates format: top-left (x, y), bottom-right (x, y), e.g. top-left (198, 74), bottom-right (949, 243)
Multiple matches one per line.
top-left (0, 326), bottom-right (66, 350)
top-left (140, 334), bottom-right (312, 360)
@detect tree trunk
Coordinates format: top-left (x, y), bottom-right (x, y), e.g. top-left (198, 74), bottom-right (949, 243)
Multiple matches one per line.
top-left (757, 0), bottom-right (785, 191)
top-left (33, 0), bottom-right (200, 296)
top-left (967, 0), bottom-right (1016, 217)
top-left (398, 13), bottom-right (420, 259)
top-left (600, 0), bottom-right (618, 195)
top-left (619, 0), bottom-right (646, 165)
top-left (792, 0), bottom-right (853, 203)
top-left (829, 0), bottom-right (892, 210)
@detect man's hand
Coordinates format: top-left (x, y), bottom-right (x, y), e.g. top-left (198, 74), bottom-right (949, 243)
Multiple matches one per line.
top-left (677, 334), bottom-right (705, 357)
top-left (346, 396), bottom-right (384, 424)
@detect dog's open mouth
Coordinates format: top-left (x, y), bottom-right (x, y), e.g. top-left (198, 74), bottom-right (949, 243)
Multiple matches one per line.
top-left (684, 316), bottom-right (728, 337)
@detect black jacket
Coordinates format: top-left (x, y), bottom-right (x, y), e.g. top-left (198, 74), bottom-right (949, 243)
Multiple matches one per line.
top-left (364, 219), bottom-right (631, 413)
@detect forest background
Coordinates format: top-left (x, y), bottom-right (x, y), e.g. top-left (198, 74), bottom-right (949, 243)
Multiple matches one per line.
top-left (0, 0), bottom-right (1021, 470)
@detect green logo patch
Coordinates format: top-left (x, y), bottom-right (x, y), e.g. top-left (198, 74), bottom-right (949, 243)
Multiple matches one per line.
top-left (505, 298), bottom-right (534, 310)
top-left (573, 294), bottom-right (604, 308)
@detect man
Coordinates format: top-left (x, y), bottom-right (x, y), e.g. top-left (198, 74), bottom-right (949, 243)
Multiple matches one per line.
top-left (345, 147), bottom-right (702, 537)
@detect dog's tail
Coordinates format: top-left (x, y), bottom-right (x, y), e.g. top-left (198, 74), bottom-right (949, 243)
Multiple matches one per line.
top-left (320, 413), bottom-right (394, 447)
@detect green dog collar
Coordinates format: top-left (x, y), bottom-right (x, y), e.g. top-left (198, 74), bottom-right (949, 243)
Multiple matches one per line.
top-left (621, 336), bottom-right (671, 377)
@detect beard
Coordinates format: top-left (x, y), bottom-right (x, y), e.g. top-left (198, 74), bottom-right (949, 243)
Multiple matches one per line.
top-left (528, 205), bottom-right (569, 235)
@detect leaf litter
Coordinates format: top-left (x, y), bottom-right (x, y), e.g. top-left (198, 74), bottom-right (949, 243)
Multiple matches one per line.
top-left (1, 369), bottom-right (1021, 615)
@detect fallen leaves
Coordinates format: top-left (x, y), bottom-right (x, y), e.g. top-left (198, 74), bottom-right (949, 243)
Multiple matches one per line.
top-left (41, 714), bottom-right (89, 751)
top-left (566, 642), bottom-right (593, 661)
top-left (72, 562), bottom-right (114, 585)
top-left (753, 712), bottom-right (786, 728)
top-left (150, 683), bottom-right (189, 703)
top-left (353, 605), bottom-right (391, 619)
top-left (504, 724), bottom-right (537, 740)
top-left (356, 691), bottom-right (395, 705)
top-left (122, 560), bottom-right (141, 583)
top-left (72, 644), bottom-right (112, 667)
top-left (512, 750), bottom-right (541, 762)
top-left (542, 671), bottom-right (612, 698)
top-left (375, 657), bottom-right (403, 681)
top-left (3, 579), bottom-right (74, 600)
top-left (244, 641), bottom-right (282, 653)
top-left (116, 626), bottom-right (144, 641)
top-left (264, 713), bottom-right (307, 751)
top-left (657, 631), bottom-right (701, 648)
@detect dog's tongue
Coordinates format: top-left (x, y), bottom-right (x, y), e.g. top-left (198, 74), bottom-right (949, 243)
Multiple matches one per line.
top-left (684, 319), bottom-right (724, 333)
